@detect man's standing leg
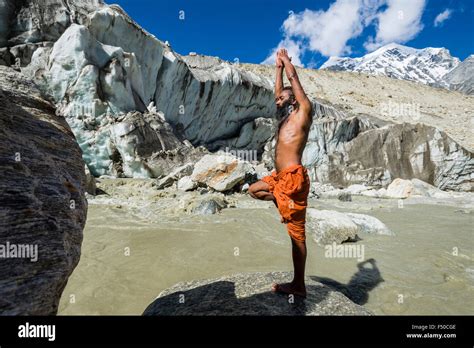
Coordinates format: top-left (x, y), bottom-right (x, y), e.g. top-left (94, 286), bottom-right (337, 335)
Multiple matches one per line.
top-left (271, 233), bottom-right (307, 298)
top-left (272, 169), bottom-right (310, 298)
top-left (291, 238), bottom-right (307, 293)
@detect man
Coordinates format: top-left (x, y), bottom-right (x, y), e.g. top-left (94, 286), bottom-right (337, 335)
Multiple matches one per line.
top-left (248, 48), bottom-right (312, 298)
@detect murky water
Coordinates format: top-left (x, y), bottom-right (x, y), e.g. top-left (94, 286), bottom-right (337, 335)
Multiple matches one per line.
top-left (58, 195), bottom-right (474, 315)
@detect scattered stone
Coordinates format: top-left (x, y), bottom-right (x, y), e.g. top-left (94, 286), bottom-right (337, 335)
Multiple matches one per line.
top-left (177, 176), bottom-right (197, 191)
top-left (198, 188), bottom-right (209, 195)
top-left (319, 189), bottom-right (344, 199)
top-left (338, 192), bottom-right (352, 202)
top-left (454, 209), bottom-right (471, 214)
top-left (345, 184), bottom-right (371, 195)
top-left (192, 197), bottom-right (227, 215)
top-left (359, 189), bottom-right (380, 198)
top-left (85, 165), bottom-right (96, 195)
top-left (254, 163), bottom-right (272, 180)
top-left (156, 163), bottom-right (194, 189)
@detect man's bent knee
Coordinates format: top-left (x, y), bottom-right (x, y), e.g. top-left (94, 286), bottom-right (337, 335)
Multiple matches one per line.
top-left (248, 181), bottom-right (271, 200)
top-left (248, 182), bottom-right (258, 197)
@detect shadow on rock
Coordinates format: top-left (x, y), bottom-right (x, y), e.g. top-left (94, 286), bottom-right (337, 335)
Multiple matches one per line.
top-left (143, 271), bottom-right (372, 315)
top-left (310, 258), bottom-right (384, 305)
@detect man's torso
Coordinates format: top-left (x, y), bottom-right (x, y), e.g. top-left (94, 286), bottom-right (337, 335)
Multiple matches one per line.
top-left (274, 110), bottom-right (311, 173)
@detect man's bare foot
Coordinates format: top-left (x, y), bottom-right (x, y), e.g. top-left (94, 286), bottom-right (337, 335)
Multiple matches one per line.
top-left (271, 282), bottom-right (307, 298)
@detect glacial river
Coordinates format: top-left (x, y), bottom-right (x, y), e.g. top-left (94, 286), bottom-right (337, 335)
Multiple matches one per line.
top-left (58, 195), bottom-right (474, 315)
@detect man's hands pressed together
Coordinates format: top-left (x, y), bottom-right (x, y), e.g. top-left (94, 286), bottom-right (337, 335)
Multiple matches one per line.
top-left (276, 48), bottom-right (292, 68)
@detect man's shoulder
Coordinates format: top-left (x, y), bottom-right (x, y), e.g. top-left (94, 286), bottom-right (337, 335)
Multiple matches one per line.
top-left (294, 108), bottom-right (313, 126)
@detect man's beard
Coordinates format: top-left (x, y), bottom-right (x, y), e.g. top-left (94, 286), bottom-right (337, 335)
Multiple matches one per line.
top-left (276, 100), bottom-right (296, 120)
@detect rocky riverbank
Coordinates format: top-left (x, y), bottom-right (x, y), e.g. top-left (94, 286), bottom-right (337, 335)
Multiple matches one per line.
top-left (58, 176), bottom-right (473, 315)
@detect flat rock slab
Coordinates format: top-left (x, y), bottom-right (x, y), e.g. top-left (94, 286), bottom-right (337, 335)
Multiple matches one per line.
top-left (143, 272), bottom-right (372, 316)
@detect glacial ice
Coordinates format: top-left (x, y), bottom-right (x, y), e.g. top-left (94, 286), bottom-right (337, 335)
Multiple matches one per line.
top-left (1, 0), bottom-right (472, 191)
top-left (22, 6), bottom-right (276, 178)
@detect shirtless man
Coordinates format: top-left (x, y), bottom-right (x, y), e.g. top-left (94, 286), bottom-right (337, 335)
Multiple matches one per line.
top-left (248, 48), bottom-right (313, 298)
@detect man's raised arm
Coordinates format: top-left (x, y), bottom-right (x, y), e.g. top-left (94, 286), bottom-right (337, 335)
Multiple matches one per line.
top-left (275, 51), bottom-right (284, 97)
top-left (278, 49), bottom-right (312, 114)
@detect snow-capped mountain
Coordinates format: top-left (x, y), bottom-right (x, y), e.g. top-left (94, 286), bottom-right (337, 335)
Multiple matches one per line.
top-left (320, 43), bottom-right (461, 88)
top-left (442, 55), bottom-right (474, 95)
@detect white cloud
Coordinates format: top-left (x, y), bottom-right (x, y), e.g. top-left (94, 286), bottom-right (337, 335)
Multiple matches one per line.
top-left (262, 0), bottom-right (427, 67)
top-left (434, 9), bottom-right (452, 27)
top-left (262, 0), bottom-right (384, 66)
top-left (261, 37), bottom-right (305, 67)
top-left (364, 0), bottom-right (426, 51)
top-left (282, 0), bottom-right (366, 57)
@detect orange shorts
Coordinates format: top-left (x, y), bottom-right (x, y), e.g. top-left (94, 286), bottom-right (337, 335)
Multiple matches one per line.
top-left (261, 164), bottom-right (310, 242)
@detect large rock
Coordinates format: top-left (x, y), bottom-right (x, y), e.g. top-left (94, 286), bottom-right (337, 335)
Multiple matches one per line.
top-left (306, 209), bottom-right (393, 245)
top-left (409, 178), bottom-right (453, 199)
top-left (386, 178), bottom-right (414, 198)
top-left (0, 66), bottom-right (87, 314)
top-left (385, 177), bottom-right (453, 199)
top-left (143, 272), bottom-right (372, 315)
top-left (306, 209), bottom-right (359, 245)
top-left (191, 153), bottom-right (255, 192)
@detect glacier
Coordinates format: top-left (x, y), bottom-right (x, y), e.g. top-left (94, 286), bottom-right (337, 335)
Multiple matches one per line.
top-left (1, 0), bottom-right (472, 191)
top-left (9, 3), bottom-right (276, 177)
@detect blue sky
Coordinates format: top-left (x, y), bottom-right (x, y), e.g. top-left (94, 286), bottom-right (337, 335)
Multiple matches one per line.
top-left (113, 0), bottom-right (474, 67)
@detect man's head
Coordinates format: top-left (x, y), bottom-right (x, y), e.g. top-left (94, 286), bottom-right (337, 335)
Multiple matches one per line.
top-left (276, 86), bottom-right (298, 119)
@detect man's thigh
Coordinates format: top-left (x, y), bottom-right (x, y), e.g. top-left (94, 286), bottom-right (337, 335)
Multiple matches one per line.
top-left (248, 180), bottom-right (273, 200)
top-left (249, 180), bottom-right (270, 193)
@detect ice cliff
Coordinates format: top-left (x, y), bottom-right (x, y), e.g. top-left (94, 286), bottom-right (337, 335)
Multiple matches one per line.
top-left (1, 0), bottom-right (472, 191)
